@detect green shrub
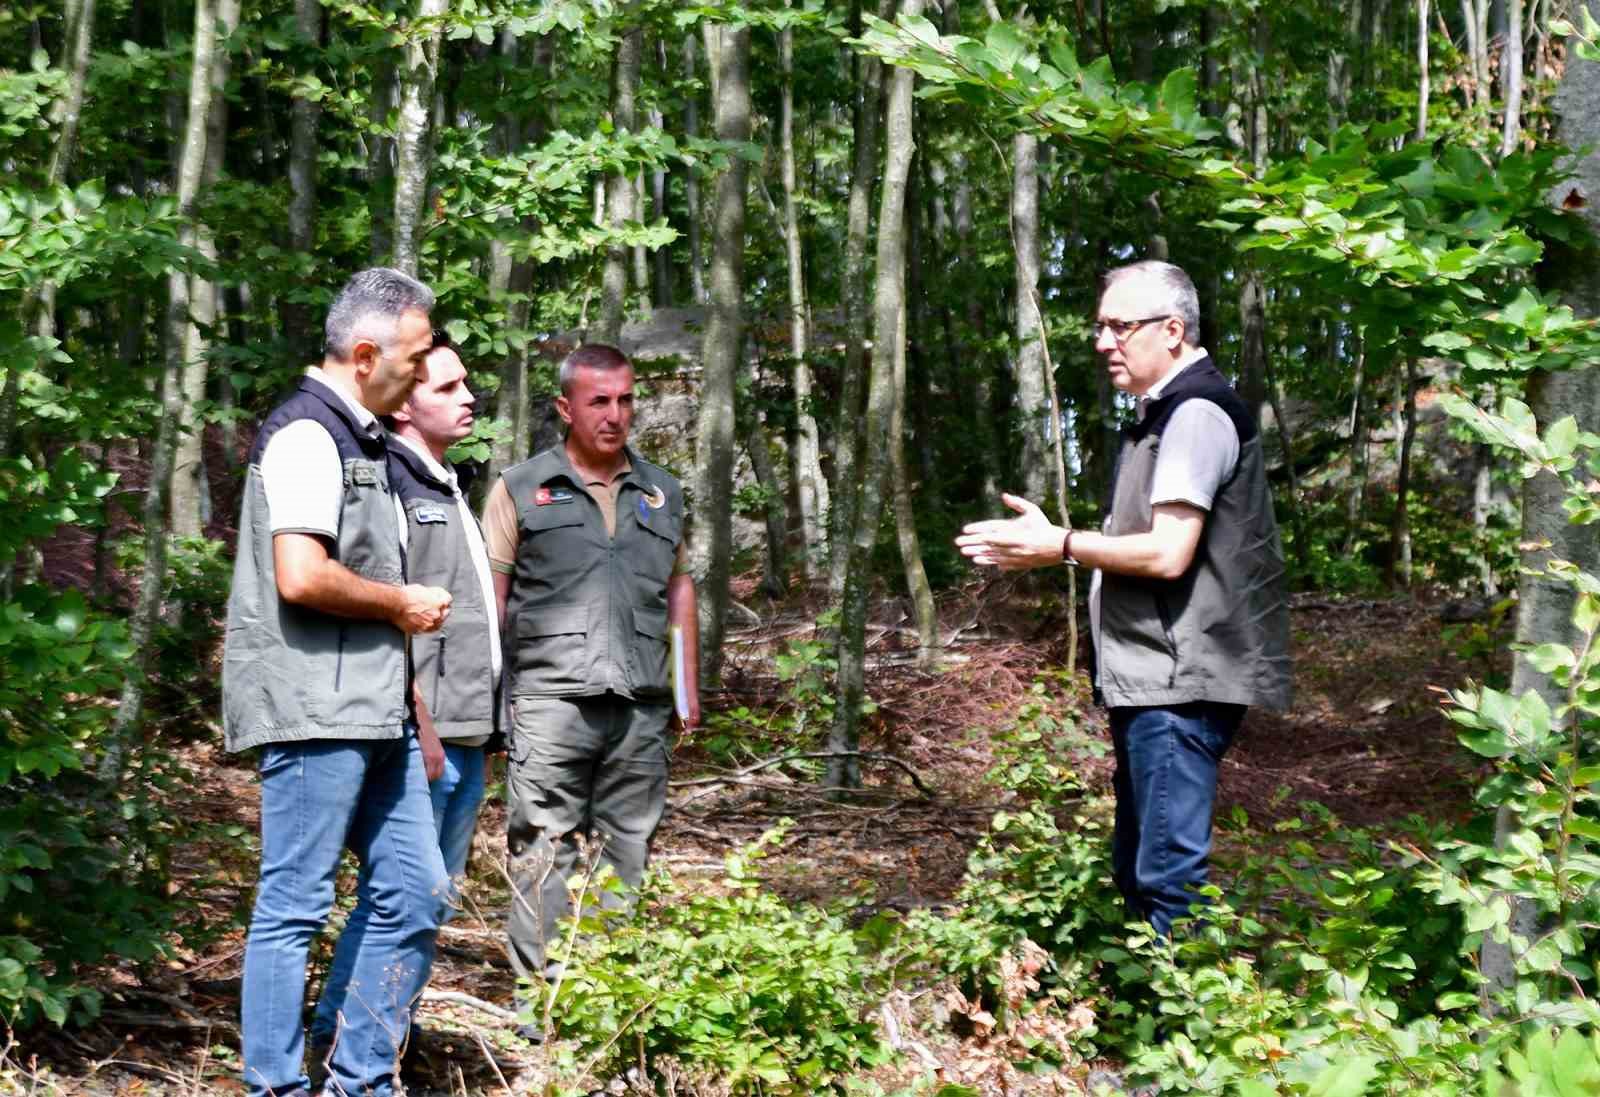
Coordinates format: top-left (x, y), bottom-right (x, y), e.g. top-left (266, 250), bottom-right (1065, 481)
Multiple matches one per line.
top-left (551, 828), bottom-right (888, 1094)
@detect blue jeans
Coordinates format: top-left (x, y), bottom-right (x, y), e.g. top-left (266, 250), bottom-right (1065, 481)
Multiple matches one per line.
top-left (312, 743), bottom-right (486, 1052)
top-left (240, 733), bottom-right (448, 1097)
top-left (1109, 702), bottom-right (1244, 936)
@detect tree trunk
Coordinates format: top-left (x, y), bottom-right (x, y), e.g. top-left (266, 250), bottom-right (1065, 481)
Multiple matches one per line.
top-left (596, 26), bottom-right (643, 343)
top-left (367, 59), bottom-right (396, 264)
top-left (1011, 130), bottom-right (1048, 504)
top-left (1473, 439), bottom-right (1499, 596)
top-left (650, 39), bottom-right (672, 308)
top-left (744, 407), bottom-right (788, 599)
top-left (171, 0), bottom-right (239, 538)
top-left (780, 10), bottom-right (828, 580)
top-left (392, 0), bottom-right (449, 276)
top-left (1417, 0), bottom-right (1431, 139)
top-left (102, 0), bottom-right (217, 783)
top-left (829, 0), bottom-right (892, 598)
top-left (632, 171), bottom-right (651, 316)
top-left (683, 34), bottom-right (706, 305)
top-left (1343, 333), bottom-right (1368, 555)
top-left (890, 265), bottom-right (937, 668)
top-left (1501, 0), bottom-right (1525, 154)
top-left (1386, 359), bottom-right (1418, 588)
top-left (282, 0), bottom-right (321, 359)
top-left (690, 22), bottom-right (751, 689)
top-left (1482, 19), bottom-right (1600, 997)
top-left (829, 0), bottom-right (923, 791)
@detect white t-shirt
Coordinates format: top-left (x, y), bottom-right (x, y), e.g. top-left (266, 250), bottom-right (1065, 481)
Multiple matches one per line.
top-left (259, 369), bottom-right (379, 536)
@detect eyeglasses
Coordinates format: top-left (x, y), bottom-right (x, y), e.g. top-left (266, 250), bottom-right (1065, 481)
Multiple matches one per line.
top-left (1093, 315), bottom-right (1172, 342)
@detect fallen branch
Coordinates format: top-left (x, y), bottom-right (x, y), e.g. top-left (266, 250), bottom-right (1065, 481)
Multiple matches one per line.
top-left (97, 1011), bottom-right (239, 1037)
top-left (421, 989), bottom-right (520, 1024)
top-left (670, 750), bottom-right (936, 798)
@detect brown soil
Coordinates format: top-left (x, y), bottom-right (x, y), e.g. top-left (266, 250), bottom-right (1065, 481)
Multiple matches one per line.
top-left (6, 580), bottom-right (1495, 1095)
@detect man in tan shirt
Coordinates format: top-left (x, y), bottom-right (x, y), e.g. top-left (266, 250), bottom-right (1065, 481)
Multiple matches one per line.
top-left (482, 344), bottom-right (698, 1039)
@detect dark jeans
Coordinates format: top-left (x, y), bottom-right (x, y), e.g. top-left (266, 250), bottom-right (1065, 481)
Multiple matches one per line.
top-left (1109, 701), bottom-right (1245, 935)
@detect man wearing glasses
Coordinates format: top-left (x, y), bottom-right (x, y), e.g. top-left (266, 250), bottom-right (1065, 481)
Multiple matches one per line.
top-left (957, 260), bottom-right (1291, 935)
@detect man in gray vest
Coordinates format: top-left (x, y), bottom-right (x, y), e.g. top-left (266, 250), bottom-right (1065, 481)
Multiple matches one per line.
top-left (482, 343), bottom-right (700, 1025)
top-left (308, 333), bottom-right (502, 1059)
top-left (223, 267), bottom-right (453, 1097)
top-left (956, 260), bottom-right (1291, 935)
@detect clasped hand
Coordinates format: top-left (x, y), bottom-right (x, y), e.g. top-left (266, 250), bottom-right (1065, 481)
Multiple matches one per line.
top-left (955, 493), bottom-right (1066, 571)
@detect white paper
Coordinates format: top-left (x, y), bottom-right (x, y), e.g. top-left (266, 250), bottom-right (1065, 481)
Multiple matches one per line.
top-left (670, 624), bottom-right (691, 721)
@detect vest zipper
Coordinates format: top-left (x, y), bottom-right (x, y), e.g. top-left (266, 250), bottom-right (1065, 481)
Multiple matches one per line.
top-left (1155, 594), bottom-right (1179, 688)
top-left (434, 632), bottom-right (447, 716)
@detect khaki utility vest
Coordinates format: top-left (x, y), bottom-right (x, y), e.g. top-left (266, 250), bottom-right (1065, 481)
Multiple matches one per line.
top-left (501, 445), bottom-right (684, 701)
top-left (222, 378), bottom-right (409, 752)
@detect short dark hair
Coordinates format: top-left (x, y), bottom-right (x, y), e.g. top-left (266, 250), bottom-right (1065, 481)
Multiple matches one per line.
top-left (559, 343), bottom-right (632, 395)
top-left (431, 327), bottom-right (452, 350)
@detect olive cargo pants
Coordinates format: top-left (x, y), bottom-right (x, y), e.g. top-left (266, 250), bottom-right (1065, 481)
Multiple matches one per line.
top-left (505, 694), bottom-right (671, 982)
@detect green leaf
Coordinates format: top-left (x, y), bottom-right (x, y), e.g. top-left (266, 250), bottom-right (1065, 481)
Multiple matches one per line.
top-left (1305, 1053), bottom-right (1379, 1097)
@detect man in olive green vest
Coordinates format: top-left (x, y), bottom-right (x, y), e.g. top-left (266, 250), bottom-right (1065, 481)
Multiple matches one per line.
top-left (482, 343), bottom-right (700, 1032)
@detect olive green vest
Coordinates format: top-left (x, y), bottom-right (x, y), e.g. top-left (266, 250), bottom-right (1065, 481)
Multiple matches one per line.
top-left (500, 444), bottom-right (684, 701)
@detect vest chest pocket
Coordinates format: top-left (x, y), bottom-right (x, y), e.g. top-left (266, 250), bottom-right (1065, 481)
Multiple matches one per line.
top-left (515, 602), bottom-right (589, 692)
top-left (339, 458), bottom-right (403, 584)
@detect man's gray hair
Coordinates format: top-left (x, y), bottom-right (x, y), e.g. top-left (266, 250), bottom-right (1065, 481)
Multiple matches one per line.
top-left (558, 343), bottom-right (632, 395)
top-left (1103, 260), bottom-right (1200, 346)
top-left (324, 267), bottom-right (436, 360)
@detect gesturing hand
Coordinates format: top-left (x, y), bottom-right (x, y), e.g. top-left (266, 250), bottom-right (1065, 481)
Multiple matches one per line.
top-left (954, 492), bottom-right (1067, 571)
top-left (396, 584), bottom-right (453, 634)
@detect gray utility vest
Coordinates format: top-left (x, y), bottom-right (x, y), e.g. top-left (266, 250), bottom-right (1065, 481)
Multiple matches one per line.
top-left (386, 441), bottom-right (500, 740)
top-left (222, 377), bottom-right (409, 752)
top-left (1097, 356), bottom-right (1293, 712)
top-left (501, 444), bottom-right (684, 701)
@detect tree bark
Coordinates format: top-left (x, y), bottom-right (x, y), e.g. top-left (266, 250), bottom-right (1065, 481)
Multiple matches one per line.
top-left (744, 406), bottom-right (788, 599)
top-left (596, 26), bottom-right (643, 343)
top-left (103, 0), bottom-right (217, 783)
top-left (1417, 0), bottom-right (1431, 140)
top-left (1482, 18), bottom-right (1600, 997)
top-left (1501, 0), bottom-right (1525, 154)
top-left (392, 0), bottom-right (449, 276)
top-left (829, 0), bottom-right (893, 598)
top-left (282, 0), bottom-right (322, 359)
top-left (780, 9), bottom-right (828, 580)
top-left (1343, 332), bottom-right (1368, 555)
top-left (690, 22), bottom-right (751, 689)
top-left (1386, 359), bottom-right (1418, 588)
top-left (829, 0), bottom-right (923, 791)
top-left (890, 262), bottom-right (938, 668)
top-left (171, 0), bottom-right (239, 538)
top-left (1011, 130), bottom-right (1048, 504)
top-left (683, 35), bottom-right (706, 305)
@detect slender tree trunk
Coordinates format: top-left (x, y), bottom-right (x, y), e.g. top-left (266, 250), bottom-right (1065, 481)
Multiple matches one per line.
top-left (171, 0), bottom-right (238, 538)
top-left (1011, 130), bottom-right (1048, 504)
top-left (744, 407), bottom-right (788, 598)
top-left (1344, 333), bottom-right (1368, 554)
top-left (829, 0), bottom-right (923, 791)
top-left (890, 267), bottom-right (937, 668)
top-left (650, 40), bottom-right (672, 308)
top-left (780, 11), bottom-right (828, 580)
top-left (1473, 440), bottom-right (1500, 596)
top-left (103, 0), bottom-right (217, 783)
top-left (282, 0), bottom-right (321, 358)
top-left (392, 0), bottom-right (449, 276)
top-left (829, 0), bottom-right (892, 598)
top-left (1386, 359), bottom-right (1418, 588)
top-left (952, 161), bottom-right (1002, 509)
top-left (683, 35), bottom-right (706, 305)
top-left (691, 22), bottom-right (751, 689)
top-left (367, 59), bottom-right (396, 264)
top-left (1502, 0), bottom-right (1525, 153)
top-left (1263, 328), bottom-right (1305, 568)
top-left (597, 26), bottom-right (643, 343)
top-left (1417, 0), bottom-right (1431, 139)
top-left (632, 171), bottom-right (651, 316)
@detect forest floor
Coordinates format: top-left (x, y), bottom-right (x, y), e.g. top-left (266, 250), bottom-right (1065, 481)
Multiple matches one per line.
top-left (3, 578), bottom-right (1501, 1096)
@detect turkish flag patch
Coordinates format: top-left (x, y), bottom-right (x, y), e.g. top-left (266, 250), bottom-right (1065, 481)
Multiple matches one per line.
top-left (534, 486), bottom-right (553, 506)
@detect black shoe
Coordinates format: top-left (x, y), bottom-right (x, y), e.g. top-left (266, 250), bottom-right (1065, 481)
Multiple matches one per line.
top-left (516, 1022), bottom-right (545, 1045)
